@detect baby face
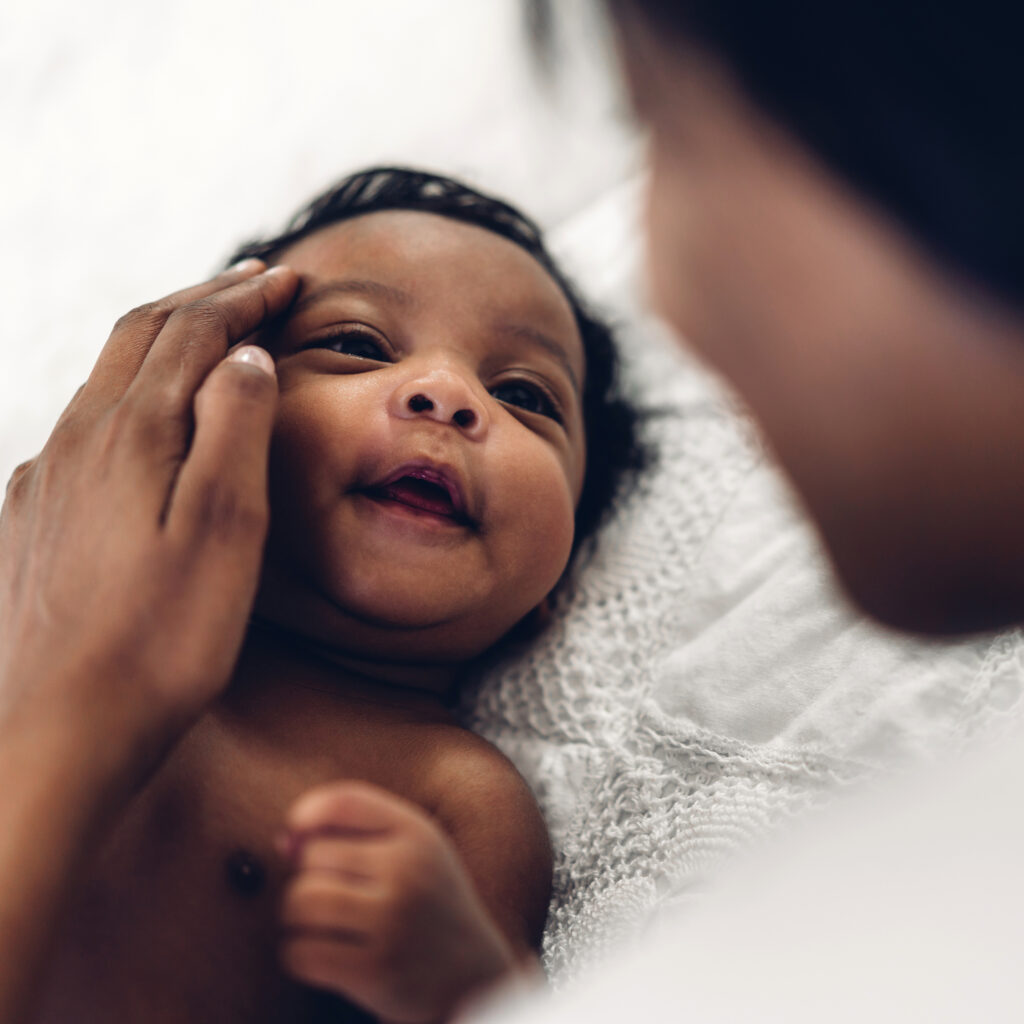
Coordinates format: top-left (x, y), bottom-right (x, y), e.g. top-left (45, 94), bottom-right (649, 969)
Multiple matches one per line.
top-left (256, 210), bottom-right (586, 662)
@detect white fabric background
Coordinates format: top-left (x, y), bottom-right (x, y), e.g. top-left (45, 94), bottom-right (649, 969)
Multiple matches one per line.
top-left (0, 0), bottom-right (636, 482)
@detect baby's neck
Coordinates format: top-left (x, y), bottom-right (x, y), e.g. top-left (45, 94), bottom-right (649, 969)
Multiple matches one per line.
top-left (217, 618), bottom-right (460, 729)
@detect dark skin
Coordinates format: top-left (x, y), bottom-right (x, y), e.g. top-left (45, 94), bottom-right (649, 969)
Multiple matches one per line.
top-left (0, 259), bottom-right (296, 1024)
top-left (35, 628), bottom-right (551, 1024)
top-left (613, 14), bottom-right (1024, 634)
top-left (5, 212), bottom-right (586, 1024)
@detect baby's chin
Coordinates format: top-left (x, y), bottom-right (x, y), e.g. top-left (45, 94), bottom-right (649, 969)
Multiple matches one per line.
top-left (250, 564), bottom-right (517, 667)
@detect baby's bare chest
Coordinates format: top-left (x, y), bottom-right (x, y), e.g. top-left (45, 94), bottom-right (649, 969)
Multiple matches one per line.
top-left (34, 707), bottom-right (457, 1024)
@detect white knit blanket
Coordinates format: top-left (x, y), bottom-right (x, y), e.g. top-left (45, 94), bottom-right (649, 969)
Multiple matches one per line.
top-left (460, 181), bottom-right (1024, 983)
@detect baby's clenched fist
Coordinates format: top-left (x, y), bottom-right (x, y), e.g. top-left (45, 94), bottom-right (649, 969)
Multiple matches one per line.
top-left (279, 780), bottom-right (518, 1024)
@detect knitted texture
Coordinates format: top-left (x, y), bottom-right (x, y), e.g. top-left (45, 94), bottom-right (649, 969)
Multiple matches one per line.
top-left (460, 331), bottom-right (1024, 982)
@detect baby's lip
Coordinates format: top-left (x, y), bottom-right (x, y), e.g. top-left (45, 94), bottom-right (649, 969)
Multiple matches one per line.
top-left (362, 460), bottom-right (475, 526)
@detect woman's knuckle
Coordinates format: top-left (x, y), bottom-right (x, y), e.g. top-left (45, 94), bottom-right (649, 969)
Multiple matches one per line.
top-left (10, 458), bottom-right (35, 482)
top-left (108, 396), bottom-right (169, 454)
top-left (113, 301), bottom-right (167, 336)
top-left (66, 382), bottom-right (88, 410)
top-left (4, 459), bottom-right (36, 500)
top-left (175, 298), bottom-right (231, 337)
top-left (44, 414), bottom-right (86, 460)
top-left (105, 397), bottom-right (142, 438)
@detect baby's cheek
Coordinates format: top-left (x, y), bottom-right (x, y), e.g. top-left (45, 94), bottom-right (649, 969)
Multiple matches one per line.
top-left (513, 464), bottom-right (576, 590)
top-left (266, 395), bottom-right (359, 565)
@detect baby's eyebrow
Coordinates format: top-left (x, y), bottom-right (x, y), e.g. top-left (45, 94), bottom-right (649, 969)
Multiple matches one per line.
top-left (496, 323), bottom-right (582, 398)
top-left (290, 278), bottom-right (416, 315)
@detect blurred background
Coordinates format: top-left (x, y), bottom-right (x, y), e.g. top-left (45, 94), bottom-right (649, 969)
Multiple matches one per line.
top-left (0, 0), bottom-right (641, 482)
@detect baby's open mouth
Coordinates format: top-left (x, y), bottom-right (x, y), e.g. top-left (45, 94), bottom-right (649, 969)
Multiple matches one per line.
top-left (361, 474), bottom-right (473, 527)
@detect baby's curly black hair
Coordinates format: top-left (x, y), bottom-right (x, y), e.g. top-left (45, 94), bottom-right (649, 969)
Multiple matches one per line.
top-left (226, 166), bottom-right (646, 559)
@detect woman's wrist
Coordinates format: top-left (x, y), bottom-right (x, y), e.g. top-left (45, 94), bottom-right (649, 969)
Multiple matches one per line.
top-left (0, 672), bottom-right (186, 828)
top-left (0, 693), bottom-right (171, 1024)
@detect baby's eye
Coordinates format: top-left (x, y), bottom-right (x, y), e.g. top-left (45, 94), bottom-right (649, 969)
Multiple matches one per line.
top-left (308, 328), bottom-right (389, 361)
top-left (490, 380), bottom-right (561, 422)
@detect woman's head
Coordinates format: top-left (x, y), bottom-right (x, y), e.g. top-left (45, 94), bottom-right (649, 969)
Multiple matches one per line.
top-left (542, 1), bottom-right (1024, 634)
top-left (228, 168), bottom-right (645, 661)
top-left (604, 0), bottom-right (1023, 310)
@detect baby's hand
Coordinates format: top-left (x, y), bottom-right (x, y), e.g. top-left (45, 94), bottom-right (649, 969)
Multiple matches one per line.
top-left (279, 781), bottom-right (518, 1024)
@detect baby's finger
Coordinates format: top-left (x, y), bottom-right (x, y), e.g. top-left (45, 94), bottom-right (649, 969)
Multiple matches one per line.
top-left (281, 873), bottom-right (379, 937)
top-left (286, 781), bottom-right (425, 840)
top-left (295, 836), bottom-right (383, 885)
top-left (280, 932), bottom-right (374, 1002)
top-left (81, 258), bottom-right (267, 413)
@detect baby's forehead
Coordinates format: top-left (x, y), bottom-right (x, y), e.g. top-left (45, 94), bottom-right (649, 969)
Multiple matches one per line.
top-left (286, 210), bottom-right (577, 311)
top-left (279, 210), bottom-right (581, 335)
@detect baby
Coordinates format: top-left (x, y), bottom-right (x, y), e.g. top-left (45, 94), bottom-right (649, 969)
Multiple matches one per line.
top-left (34, 168), bottom-right (643, 1024)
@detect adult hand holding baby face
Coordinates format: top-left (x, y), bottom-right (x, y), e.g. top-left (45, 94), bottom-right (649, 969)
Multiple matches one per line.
top-left (0, 259), bottom-right (297, 762)
top-left (0, 258), bottom-right (296, 1023)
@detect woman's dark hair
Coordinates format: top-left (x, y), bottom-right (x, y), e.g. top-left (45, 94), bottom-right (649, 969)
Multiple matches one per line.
top-left (226, 166), bottom-right (647, 558)
top-left (533, 0), bottom-right (1023, 310)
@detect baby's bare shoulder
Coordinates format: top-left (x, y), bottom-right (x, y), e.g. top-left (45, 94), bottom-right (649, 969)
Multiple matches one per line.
top-left (424, 729), bottom-right (545, 844)
top-left (423, 729), bottom-right (553, 952)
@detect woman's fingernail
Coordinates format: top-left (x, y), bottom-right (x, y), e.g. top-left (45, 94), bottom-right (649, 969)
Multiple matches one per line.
top-left (263, 265), bottom-right (292, 279)
top-left (227, 345), bottom-right (275, 376)
top-left (228, 257), bottom-right (265, 274)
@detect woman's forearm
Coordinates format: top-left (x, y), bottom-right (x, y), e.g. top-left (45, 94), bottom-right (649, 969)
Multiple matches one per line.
top-left (0, 260), bottom-right (297, 1022)
top-left (0, 708), bottom-right (157, 1024)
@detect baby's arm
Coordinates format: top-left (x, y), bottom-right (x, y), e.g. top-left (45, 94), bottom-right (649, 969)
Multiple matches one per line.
top-left (279, 764), bottom-right (551, 1024)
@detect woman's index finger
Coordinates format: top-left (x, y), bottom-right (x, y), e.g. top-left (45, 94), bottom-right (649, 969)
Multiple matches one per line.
top-left (128, 265), bottom-right (298, 416)
top-left (79, 259), bottom-right (268, 413)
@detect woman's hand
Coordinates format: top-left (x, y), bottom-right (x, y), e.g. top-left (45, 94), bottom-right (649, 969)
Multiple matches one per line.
top-left (0, 259), bottom-right (300, 1024)
top-left (0, 258), bottom-right (298, 766)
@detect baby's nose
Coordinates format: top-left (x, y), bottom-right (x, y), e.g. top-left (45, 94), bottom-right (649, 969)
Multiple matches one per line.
top-left (390, 369), bottom-right (489, 440)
